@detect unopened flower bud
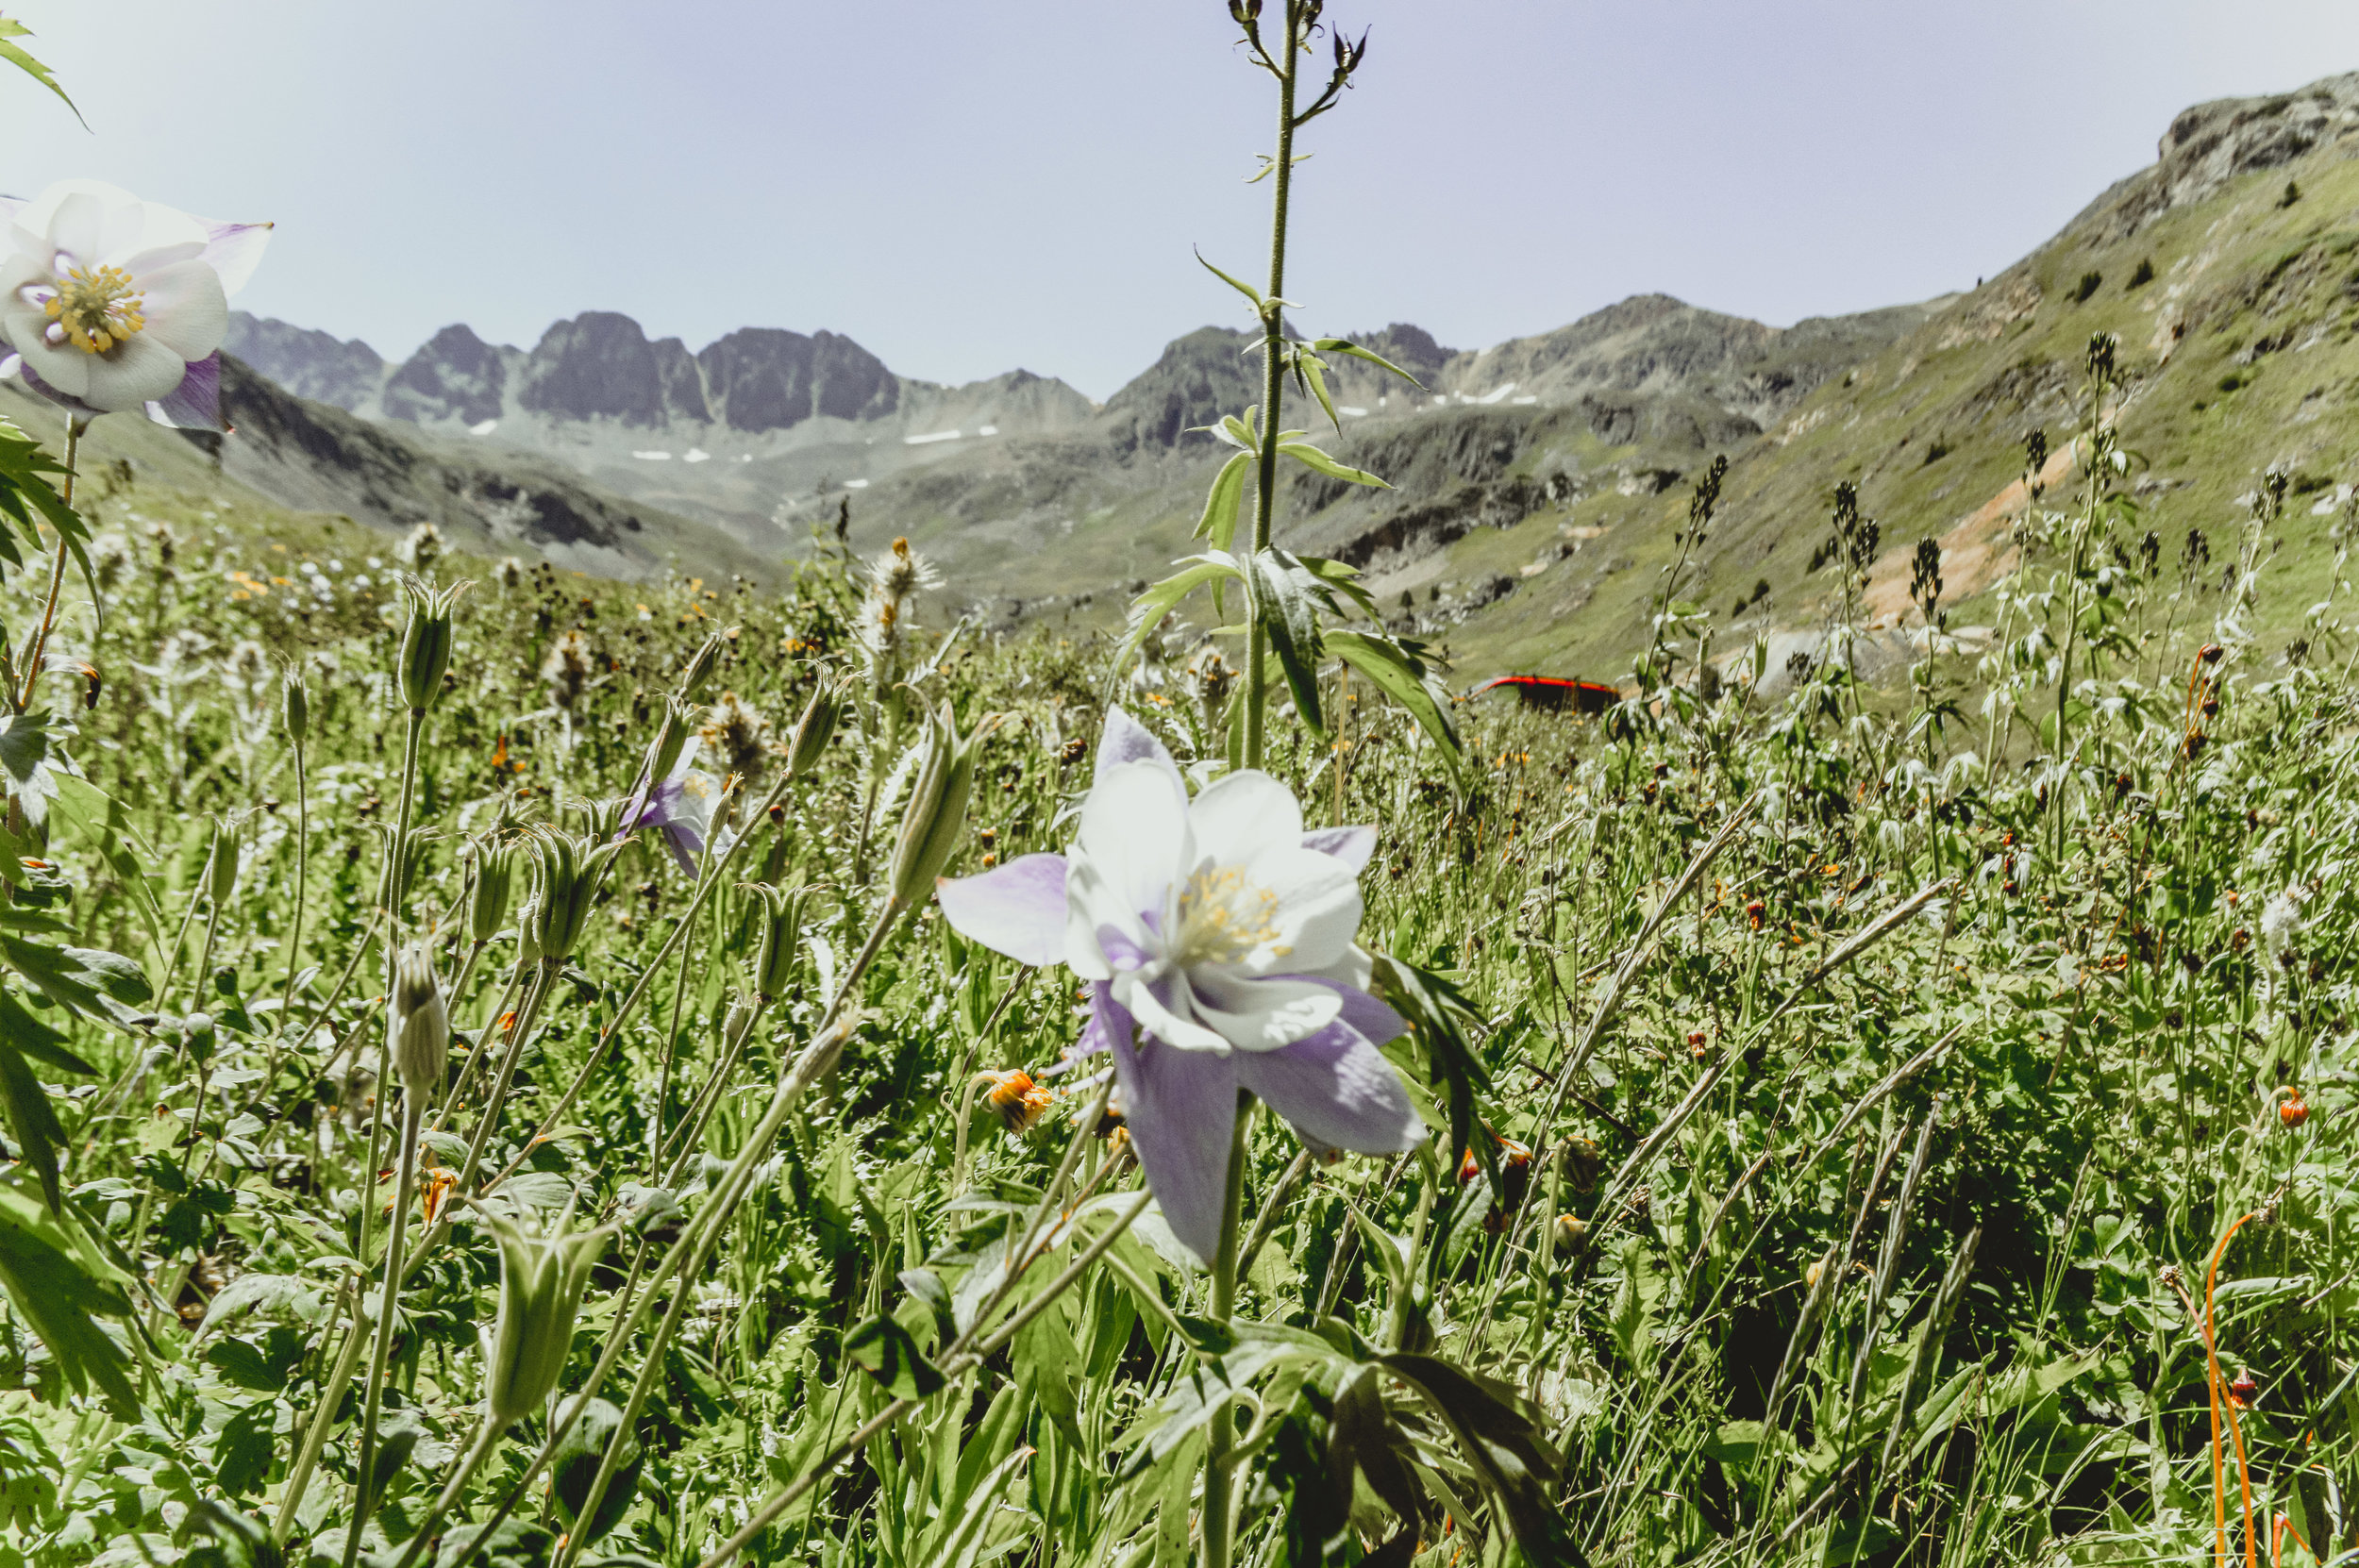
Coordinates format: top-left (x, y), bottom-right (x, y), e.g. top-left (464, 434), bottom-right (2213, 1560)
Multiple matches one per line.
top-left (524, 831), bottom-right (623, 963)
top-left (643, 697), bottom-right (698, 792)
top-left (283, 669), bottom-right (310, 744)
top-left (677, 630), bottom-right (729, 703)
top-left (477, 1203), bottom-right (608, 1430)
top-left (785, 680), bottom-right (844, 780)
top-left (470, 841), bottom-right (518, 943)
top-left (396, 578), bottom-right (467, 714)
top-left (747, 883), bottom-right (806, 1001)
top-left (390, 944), bottom-right (448, 1099)
top-left (890, 704), bottom-right (984, 909)
top-left (205, 820), bottom-right (240, 908)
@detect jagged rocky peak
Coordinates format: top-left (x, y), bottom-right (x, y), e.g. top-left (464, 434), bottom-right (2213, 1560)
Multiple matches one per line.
top-left (519, 311), bottom-right (708, 426)
top-left (1100, 325), bottom-right (1263, 451)
top-left (697, 327), bottom-right (897, 432)
top-left (223, 312), bottom-right (384, 411)
top-left (383, 324), bottom-right (509, 425)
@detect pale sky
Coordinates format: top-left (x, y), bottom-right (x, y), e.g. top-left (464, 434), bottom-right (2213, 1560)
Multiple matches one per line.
top-left (5, 2), bottom-right (2358, 399)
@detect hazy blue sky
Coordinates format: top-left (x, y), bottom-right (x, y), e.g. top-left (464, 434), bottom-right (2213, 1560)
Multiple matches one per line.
top-left (6, 2), bottom-right (2359, 399)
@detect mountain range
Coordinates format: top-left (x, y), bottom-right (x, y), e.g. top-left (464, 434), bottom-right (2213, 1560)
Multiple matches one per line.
top-left (27, 66), bottom-right (2359, 679)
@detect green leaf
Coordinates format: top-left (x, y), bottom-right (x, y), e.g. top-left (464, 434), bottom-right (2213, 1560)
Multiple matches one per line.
top-left (550, 1394), bottom-right (644, 1546)
top-left (1313, 337), bottom-right (1427, 390)
top-left (213, 1402), bottom-right (274, 1498)
top-left (1249, 549), bottom-right (1326, 735)
top-left (0, 1176), bottom-right (139, 1414)
top-left (845, 1312), bottom-right (946, 1399)
top-left (0, 993), bottom-right (87, 1213)
top-left (1278, 441), bottom-right (1388, 489)
top-left (1115, 553), bottom-right (1245, 677)
top-left (1295, 554), bottom-right (1380, 621)
top-left (1295, 348), bottom-right (1343, 434)
top-left (0, 420), bottom-right (96, 612)
top-left (0, 19), bottom-right (83, 126)
top-left (1372, 954), bottom-right (1489, 1190)
top-left (1324, 629), bottom-right (1462, 775)
top-left (1380, 1352), bottom-right (1575, 1566)
top-left (50, 776), bottom-right (167, 962)
top-left (1196, 452), bottom-right (1253, 554)
top-left (1194, 249), bottom-right (1265, 310)
top-left (0, 933), bottom-right (152, 1027)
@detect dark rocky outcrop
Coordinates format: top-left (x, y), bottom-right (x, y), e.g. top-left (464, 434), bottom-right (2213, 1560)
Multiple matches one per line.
top-left (518, 311), bottom-right (710, 425)
top-left (696, 327), bottom-right (898, 431)
top-left (1099, 325), bottom-right (1263, 454)
top-left (381, 324), bottom-right (509, 425)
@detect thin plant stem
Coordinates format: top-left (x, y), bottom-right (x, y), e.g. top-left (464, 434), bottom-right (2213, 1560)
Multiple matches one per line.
top-left (14, 416), bottom-right (77, 715)
top-left (280, 729), bottom-right (309, 1018)
top-left (343, 1091), bottom-right (423, 1568)
top-left (1198, 1094), bottom-right (1251, 1568)
top-left (1240, 3), bottom-right (1301, 774)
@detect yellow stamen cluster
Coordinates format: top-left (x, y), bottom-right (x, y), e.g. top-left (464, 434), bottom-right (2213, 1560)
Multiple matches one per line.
top-left (1173, 864), bottom-right (1285, 968)
top-left (44, 264), bottom-right (146, 355)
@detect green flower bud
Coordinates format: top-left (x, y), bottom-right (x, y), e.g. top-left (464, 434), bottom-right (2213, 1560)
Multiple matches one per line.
top-left (204, 820), bottom-right (240, 909)
top-left (676, 629), bottom-right (729, 703)
top-left (888, 704), bottom-right (984, 910)
top-left (524, 831), bottom-right (625, 963)
top-left (390, 943), bottom-right (447, 1099)
top-left (643, 697), bottom-right (699, 793)
top-left (746, 883), bottom-right (806, 1001)
top-left (283, 669), bottom-right (310, 744)
top-left (784, 679), bottom-right (844, 781)
top-left (396, 578), bottom-right (468, 715)
top-left (476, 1203), bottom-right (608, 1430)
top-left (468, 841), bottom-right (518, 944)
top-left (182, 1010), bottom-right (216, 1066)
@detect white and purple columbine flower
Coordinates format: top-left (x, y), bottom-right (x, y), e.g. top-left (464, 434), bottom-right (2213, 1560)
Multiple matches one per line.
top-left (0, 180), bottom-right (270, 431)
top-left (626, 741), bottom-right (732, 875)
top-left (937, 709), bottom-right (1426, 1262)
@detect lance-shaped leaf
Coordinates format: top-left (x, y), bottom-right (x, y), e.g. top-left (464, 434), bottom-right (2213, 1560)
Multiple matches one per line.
top-left (1195, 451), bottom-right (1254, 556)
top-left (1372, 954), bottom-right (1491, 1194)
top-left (0, 1176), bottom-right (138, 1414)
top-left (1296, 554), bottom-right (1380, 621)
top-left (1380, 1352), bottom-right (1580, 1566)
top-left (1294, 346), bottom-right (1344, 434)
top-left (0, 18), bottom-right (83, 125)
top-left (845, 1311), bottom-right (946, 1399)
top-left (1325, 628), bottom-right (1462, 776)
top-left (1195, 248), bottom-right (1265, 309)
top-left (0, 422), bottom-right (99, 620)
top-left (0, 992), bottom-right (94, 1212)
top-left (1249, 548), bottom-right (1327, 735)
top-left (49, 776), bottom-right (167, 962)
top-left (1116, 553), bottom-right (1244, 676)
top-left (1278, 439), bottom-right (1388, 489)
top-left (0, 934), bottom-right (153, 1027)
top-left (1312, 337), bottom-right (1427, 391)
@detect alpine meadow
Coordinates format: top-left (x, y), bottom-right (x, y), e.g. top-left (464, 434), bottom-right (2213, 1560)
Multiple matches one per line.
top-left (1, 8), bottom-right (2358, 1568)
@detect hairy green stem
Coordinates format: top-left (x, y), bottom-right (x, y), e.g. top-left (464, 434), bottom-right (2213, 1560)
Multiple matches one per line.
top-left (1240, 5), bottom-right (1301, 774)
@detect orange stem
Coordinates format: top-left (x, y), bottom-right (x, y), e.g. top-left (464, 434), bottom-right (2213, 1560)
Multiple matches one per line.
top-left (2204, 1211), bottom-right (2263, 1568)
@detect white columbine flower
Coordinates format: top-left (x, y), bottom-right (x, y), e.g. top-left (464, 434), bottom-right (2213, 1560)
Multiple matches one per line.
top-left (0, 180), bottom-right (269, 429)
top-left (937, 709), bottom-right (1424, 1261)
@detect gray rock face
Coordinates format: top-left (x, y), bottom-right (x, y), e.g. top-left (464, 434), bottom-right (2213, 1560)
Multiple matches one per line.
top-left (382, 324), bottom-right (509, 425)
top-left (1100, 325), bottom-right (1263, 453)
top-left (223, 312), bottom-right (384, 411)
top-left (696, 327), bottom-right (897, 432)
top-left (518, 311), bottom-right (709, 425)
top-left (2074, 70), bottom-right (2359, 242)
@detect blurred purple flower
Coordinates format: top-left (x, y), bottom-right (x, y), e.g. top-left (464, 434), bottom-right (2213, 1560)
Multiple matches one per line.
top-left (625, 742), bottom-right (731, 875)
top-left (937, 708), bottom-right (1424, 1262)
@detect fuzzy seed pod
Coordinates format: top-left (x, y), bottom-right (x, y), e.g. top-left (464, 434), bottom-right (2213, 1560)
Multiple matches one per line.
top-left (524, 831), bottom-right (624, 963)
top-left (677, 630), bottom-right (728, 703)
top-left (890, 704), bottom-right (983, 909)
top-left (390, 944), bottom-right (448, 1099)
top-left (477, 1203), bottom-right (608, 1430)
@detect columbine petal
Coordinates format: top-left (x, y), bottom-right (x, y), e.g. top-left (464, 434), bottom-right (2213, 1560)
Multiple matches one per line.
top-left (1095, 706), bottom-right (1182, 792)
top-left (1104, 986), bottom-right (1241, 1264)
top-left (1185, 769), bottom-right (1303, 871)
top-left (1068, 760), bottom-right (1186, 973)
top-left (1188, 970), bottom-right (1345, 1050)
top-left (1233, 1017), bottom-right (1426, 1155)
top-left (937, 853), bottom-right (1070, 966)
top-left (1234, 842), bottom-right (1362, 976)
top-left (147, 351), bottom-right (224, 431)
top-left (1301, 825), bottom-right (1377, 874)
top-left (127, 258), bottom-right (227, 359)
top-left (200, 221), bottom-right (273, 295)
top-left (1114, 970), bottom-right (1232, 1055)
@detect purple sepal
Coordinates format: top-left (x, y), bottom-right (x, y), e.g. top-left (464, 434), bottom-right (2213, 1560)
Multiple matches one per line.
top-left (935, 853), bottom-right (1069, 966)
top-left (146, 351), bottom-right (225, 432)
